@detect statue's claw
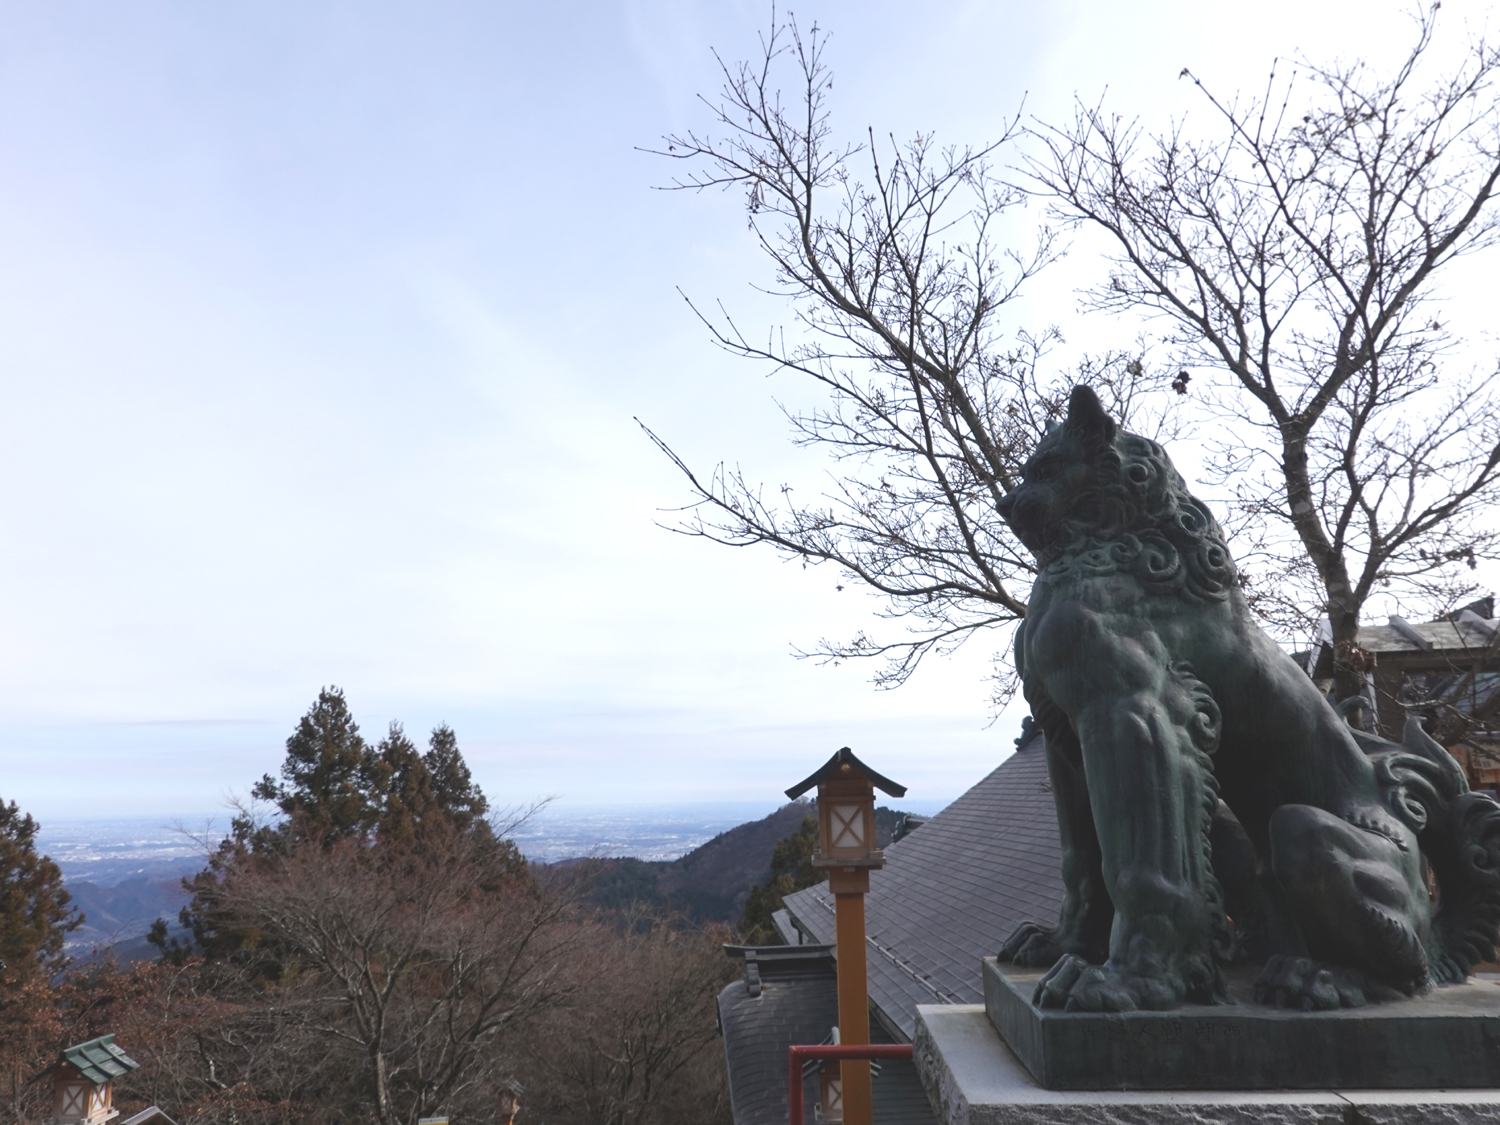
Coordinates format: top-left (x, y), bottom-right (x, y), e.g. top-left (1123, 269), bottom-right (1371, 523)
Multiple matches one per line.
top-left (1000, 921), bottom-right (1065, 968)
top-left (1033, 953), bottom-right (1092, 1008)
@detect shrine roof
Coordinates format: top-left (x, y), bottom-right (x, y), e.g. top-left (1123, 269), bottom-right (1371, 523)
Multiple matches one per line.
top-left (717, 944), bottom-right (837, 1125)
top-left (715, 943), bottom-right (934, 1125)
top-left (1358, 614), bottom-right (1499, 655)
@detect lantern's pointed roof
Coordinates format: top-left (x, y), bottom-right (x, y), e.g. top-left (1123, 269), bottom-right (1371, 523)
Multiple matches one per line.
top-left (55, 1034), bottom-right (139, 1084)
top-left (785, 746), bottom-right (906, 800)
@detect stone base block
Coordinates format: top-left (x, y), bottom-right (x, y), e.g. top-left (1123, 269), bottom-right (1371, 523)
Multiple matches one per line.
top-left (913, 1003), bottom-right (1500, 1125)
top-left (986, 957), bottom-right (1500, 1090)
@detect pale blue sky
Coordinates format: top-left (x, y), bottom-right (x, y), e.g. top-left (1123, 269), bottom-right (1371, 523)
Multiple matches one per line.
top-left (0, 0), bottom-right (1490, 818)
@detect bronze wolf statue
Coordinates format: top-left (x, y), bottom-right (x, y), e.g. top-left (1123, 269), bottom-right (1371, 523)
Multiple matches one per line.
top-left (996, 386), bottom-right (1500, 1011)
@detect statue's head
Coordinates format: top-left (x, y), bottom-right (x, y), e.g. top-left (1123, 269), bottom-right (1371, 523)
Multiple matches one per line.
top-left (998, 386), bottom-right (1235, 596)
top-left (998, 386), bottom-right (1118, 556)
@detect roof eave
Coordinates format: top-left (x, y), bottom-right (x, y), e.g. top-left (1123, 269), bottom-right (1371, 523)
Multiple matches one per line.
top-left (785, 746), bottom-right (907, 800)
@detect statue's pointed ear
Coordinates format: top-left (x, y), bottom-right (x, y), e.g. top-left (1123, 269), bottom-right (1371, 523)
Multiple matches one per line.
top-left (1064, 385), bottom-right (1117, 444)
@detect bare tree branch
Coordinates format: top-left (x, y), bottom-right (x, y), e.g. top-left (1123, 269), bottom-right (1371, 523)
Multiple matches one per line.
top-left (643, 12), bottom-right (1178, 706)
top-left (1029, 5), bottom-right (1500, 701)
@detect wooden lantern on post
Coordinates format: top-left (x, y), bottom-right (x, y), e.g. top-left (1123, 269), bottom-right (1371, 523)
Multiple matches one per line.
top-left (786, 747), bottom-right (906, 1125)
top-left (38, 1034), bottom-right (140, 1125)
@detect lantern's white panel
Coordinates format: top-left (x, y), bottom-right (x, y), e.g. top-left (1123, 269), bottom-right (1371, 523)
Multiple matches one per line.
top-left (830, 805), bottom-right (865, 848)
top-left (62, 1084), bottom-right (86, 1116)
top-left (822, 1074), bottom-right (844, 1121)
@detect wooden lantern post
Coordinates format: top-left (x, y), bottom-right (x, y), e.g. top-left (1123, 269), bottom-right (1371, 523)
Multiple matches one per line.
top-left (786, 747), bottom-right (906, 1125)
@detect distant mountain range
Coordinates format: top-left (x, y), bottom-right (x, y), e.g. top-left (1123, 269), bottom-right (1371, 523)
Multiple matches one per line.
top-left (565, 800), bottom-right (915, 924)
top-left (65, 873), bottom-right (196, 964)
top-left (49, 799), bottom-right (922, 962)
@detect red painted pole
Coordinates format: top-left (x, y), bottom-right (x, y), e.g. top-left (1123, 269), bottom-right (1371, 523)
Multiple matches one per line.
top-left (787, 1044), bottom-right (914, 1125)
top-left (789, 1046), bottom-right (804, 1125)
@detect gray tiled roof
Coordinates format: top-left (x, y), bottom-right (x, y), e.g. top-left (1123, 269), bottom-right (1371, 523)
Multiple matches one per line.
top-left (868, 1048), bottom-right (938, 1125)
top-left (717, 945), bottom-right (938, 1125)
top-left (771, 908), bottom-right (800, 946)
top-left (782, 734), bottom-right (1063, 1041)
top-left (1357, 615), bottom-right (1498, 653)
top-left (717, 947), bottom-right (838, 1125)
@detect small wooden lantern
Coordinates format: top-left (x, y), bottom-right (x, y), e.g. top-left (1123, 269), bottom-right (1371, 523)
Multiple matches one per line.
top-left (787, 746), bottom-right (907, 882)
top-left (38, 1034), bottom-right (140, 1125)
top-left (497, 1078), bottom-right (522, 1124)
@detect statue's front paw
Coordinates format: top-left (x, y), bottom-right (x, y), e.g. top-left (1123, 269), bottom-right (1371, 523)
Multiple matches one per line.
top-left (1031, 954), bottom-right (1179, 1011)
top-left (1253, 955), bottom-right (1402, 1009)
top-left (999, 921), bottom-right (1064, 968)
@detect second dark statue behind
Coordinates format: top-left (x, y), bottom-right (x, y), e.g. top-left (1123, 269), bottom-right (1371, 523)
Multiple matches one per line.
top-left (996, 386), bottom-right (1500, 1012)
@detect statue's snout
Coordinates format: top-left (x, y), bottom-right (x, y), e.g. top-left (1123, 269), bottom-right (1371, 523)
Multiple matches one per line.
top-left (997, 489), bottom-right (1018, 523)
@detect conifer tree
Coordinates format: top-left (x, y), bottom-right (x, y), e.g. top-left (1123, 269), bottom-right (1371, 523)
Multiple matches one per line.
top-left (424, 723), bottom-right (489, 831)
top-left (251, 686), bottom-right (378, 839)
top-left (372, 722), bottom-right (440, 846)
top-left (0, 799), bottom-right (80, 980)
top-left (739, 815), bottom-right (821, 944)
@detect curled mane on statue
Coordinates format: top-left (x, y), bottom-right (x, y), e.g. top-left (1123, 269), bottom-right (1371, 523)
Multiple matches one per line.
top-left (1022, 426), bottom-right (1237, 604)
top-left (996, 385), bottom-right (1500, 1012)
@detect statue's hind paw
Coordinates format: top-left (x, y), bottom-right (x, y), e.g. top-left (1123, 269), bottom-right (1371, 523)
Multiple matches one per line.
top-left (1253, 955), bottom-right (1404, 1009)
top-left (999, 921), bottom-right (1064, 968)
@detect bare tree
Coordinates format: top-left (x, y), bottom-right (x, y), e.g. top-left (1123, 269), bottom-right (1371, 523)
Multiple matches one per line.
top-left (214, 819), bottom-right (578, 1125)
top-left (519, 914), bottom-right (735, 1125)
top-left (0, 976), bottom-right (60, 1124)
top-left (1030, 6), bottom-right (1500, 703)
top-left (644, 13), bottom-right (1174, 703)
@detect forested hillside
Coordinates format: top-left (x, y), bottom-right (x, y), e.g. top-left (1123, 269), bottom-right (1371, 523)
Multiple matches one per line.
top-left (571, 801), bottom-right (916, 926)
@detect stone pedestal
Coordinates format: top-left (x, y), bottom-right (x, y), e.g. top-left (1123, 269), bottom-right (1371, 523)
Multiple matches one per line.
top-left (913, 1003), bottom-right (1500, 1125)
top-left (985, 958), bottom-right (1500, 1090)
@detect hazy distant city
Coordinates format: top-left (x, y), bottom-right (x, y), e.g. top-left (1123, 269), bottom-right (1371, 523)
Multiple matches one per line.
top-left (39, 803), bottom-right (793, 883)
top-left (39, 801), bottom-right (949, 959)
